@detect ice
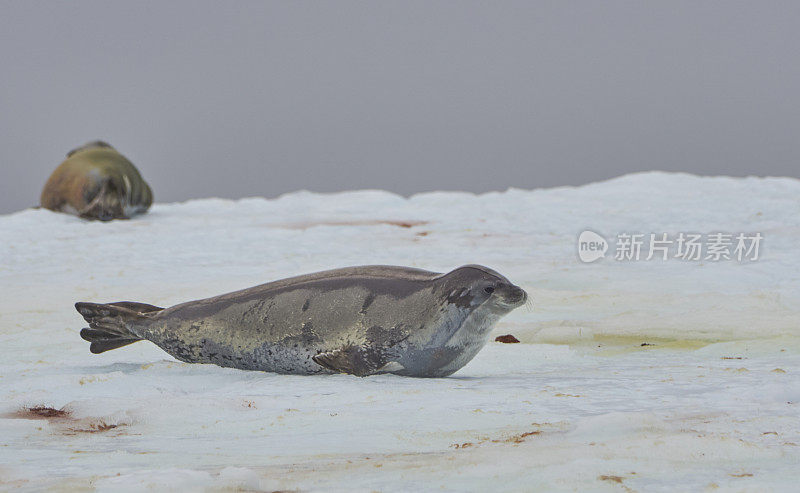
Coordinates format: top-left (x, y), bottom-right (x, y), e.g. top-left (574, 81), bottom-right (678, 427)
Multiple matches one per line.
top-left (1, 172), bottom-right (799, 491)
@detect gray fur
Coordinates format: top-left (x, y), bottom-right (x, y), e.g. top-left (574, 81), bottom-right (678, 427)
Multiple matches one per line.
top-left (76, 265), bottom-right (528, 377)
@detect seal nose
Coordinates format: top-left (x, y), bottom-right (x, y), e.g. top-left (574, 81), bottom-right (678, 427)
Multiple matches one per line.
top-left (504, 285), bottom-right (527, 305)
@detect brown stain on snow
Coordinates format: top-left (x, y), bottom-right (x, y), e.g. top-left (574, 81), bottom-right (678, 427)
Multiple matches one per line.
top-left (270, 220), bottom-right (428, 230)
top-left (494, 431), bottom-right (541, 444)
top-left (12, 406), bottom-right (70, 419)
top-left (6, 405), bottom-right (128, 435)
top-left (450, 429), bottom-right (543, 449)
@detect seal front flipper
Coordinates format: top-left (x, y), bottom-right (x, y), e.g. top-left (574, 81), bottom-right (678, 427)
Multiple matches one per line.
top-left (312, 344), bottom-right (399, 377)
top-left (75, 301), bottom-right (163, 354)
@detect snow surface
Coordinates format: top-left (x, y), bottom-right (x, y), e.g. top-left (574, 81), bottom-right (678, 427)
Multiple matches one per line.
top-left (1, 172), bottom-right (799, 491)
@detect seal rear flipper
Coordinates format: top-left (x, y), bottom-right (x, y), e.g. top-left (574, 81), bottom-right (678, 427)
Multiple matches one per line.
top-left (312, 345), bottom-right (394, 377)
top-left (105, 301), bottom-right (164, 314)
top-left (85, 335), bottom-right (140, 354)
top-left (75, 301), bottom-right (164, 354)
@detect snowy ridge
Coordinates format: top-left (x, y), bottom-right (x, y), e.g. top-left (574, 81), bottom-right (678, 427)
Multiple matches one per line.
top-left (1, 172), bottom-right (799, 491)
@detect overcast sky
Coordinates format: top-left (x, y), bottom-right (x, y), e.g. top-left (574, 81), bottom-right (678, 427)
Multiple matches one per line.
top-left (1, 1), bottom-right (799, 214)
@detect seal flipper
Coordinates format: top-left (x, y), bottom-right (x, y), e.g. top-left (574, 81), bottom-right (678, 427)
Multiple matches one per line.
top-left (105, 301), bottom-right (164, 313)
top-left (75, 301), bottom-right (164, 354)
top-left (312, 344), bottom-right (395, 377)
top-left (81, 333), bottom-right (140, 354)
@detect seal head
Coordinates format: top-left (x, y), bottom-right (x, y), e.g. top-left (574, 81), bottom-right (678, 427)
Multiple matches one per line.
top-left (41, 141), bottom-right (153, 221)
top-left (439, 264), bottom-right (528, 312)
top-left (393, 264), bottom-right (528, 377)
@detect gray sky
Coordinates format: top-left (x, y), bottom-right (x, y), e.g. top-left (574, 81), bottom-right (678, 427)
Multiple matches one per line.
top-left (1, 1), bottom-right (799, 214)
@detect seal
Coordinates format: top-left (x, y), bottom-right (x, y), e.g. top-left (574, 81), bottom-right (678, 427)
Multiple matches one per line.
top-left (40, 141), bottom-right (153, 221)
top-left (75, 265), bottom-right (528, 377)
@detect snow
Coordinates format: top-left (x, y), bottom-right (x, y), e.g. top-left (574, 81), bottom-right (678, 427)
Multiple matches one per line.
top-left (1, 171), bottom-right (799, 491)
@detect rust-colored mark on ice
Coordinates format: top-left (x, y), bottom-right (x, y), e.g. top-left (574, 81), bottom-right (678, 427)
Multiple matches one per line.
top-left (7, 405), bottom-right (128, 435)
top-left (270, 220), bottom-right (428, 230)
top-left (8, 405), bottom-right (70, 420)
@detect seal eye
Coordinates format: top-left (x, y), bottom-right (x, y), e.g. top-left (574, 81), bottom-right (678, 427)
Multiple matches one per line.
top-left (484, 286), bottom-right (495, 294)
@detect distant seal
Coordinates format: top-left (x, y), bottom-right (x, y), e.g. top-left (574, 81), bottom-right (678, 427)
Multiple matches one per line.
top-left (41, 141), bottom-right (153, 221)
top-left (76, 265), bottom-right (528, 377)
